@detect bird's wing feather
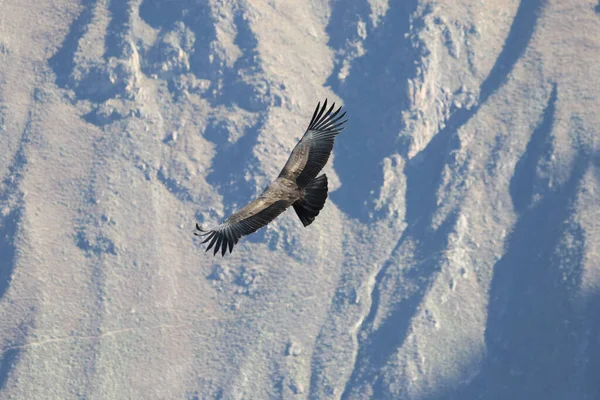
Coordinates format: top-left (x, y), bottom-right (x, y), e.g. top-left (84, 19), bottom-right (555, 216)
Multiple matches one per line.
top-left (279, 99), bottom-right (347, 187)
top-left (195, 199), bottom-right (290, 256)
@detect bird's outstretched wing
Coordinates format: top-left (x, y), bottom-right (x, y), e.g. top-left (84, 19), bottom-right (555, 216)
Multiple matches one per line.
top-left (279, 99), bottom-right (347, 187)
top-left (195, 199), bottom-right (289, 256)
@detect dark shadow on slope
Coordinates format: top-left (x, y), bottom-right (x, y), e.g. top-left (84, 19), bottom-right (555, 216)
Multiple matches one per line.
top-left (326, 0), bottom-right (372, 85)
top-left (105, 0), bottom-right (133, 58)
top-left (0, 120), bottom-right (28, 302)
top-left (335, 88), bottom-right (477, 400)
top-left (594, 152), bottom-right (600, 186)
top-left (0, 209), bottom-right (18, 301)
top-left (327, 0), bottom-right (371, 46)
top-left (49, 1), bottom-right (130, 102)
top-left (327, 0), bottom-right (419, 221)
top-left (308, 0), bottom-right (428, 386)
top-left (339, 212), bottom-right (459, 399)
top-left (213, 13), bottom-right (273, 112)
top-left (315, 0), bottom-right (548, 396)
top-left (156, 168), bottom-right (194, 203)
top-left (139, 0), bottom-right (192, 29)
top-left (141, 3), bottom-right (270, 213)
top-left (199, 13), bottom-right (272, 242)
top-left (205, 116), bottom-right (265, 221)
top-left (478, 0), bottom-right (546, 103)
top-left (48, 0), bottom-right (95, 89)
top-left (0, 184), bottom-right (24, 393)
top-left (402, 0), bottom-right (545, 228)
top-left (329, 0), bottom-right (544, 222)
top-left (583, 290), bottom-right (600, 400)
top-left (82, 107), bottom-right (122, 126)
top-left (196, 12), bottom-right (272, 112)
top-left (202, 12), bottom-right (267, 194)
top-left (140, 0), bottom-right (269, 111)
top-left (140, 0), bottom-right (217, 79)
top-left (398, 0), bottom-right (546, 232)
top-left (443, 156), bottom-right (590, 400)
top-left (0, 349), bottom-right (19, 392)
top-left (509, 84), bottom-right (557, 212)
top-left (75, 230), bottom-right (117, 257)
top-left (184, 3), bottom-right (217, 82)
top-left (335, 41), bottom-right (462, 400)
top-left (139, 0), bottom-right (217, 81)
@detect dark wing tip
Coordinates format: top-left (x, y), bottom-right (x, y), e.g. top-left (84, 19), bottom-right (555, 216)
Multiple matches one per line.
top-left (196, 225), bottom-right (238, 256)
top-left (215, 234), bottom-right (225, 256)
top-left (308, 101), bottom-right (321, 128)
top-left (195, 223), bottom-right (213, 238)
top-left (200, 231), bottom-right (216, 244)
top-left (308, 99), bottom-right (328, 130)
top-left (308, 99), bottom-right (347, 133)
top-left (205, 232), bottom-right (218, 252)
top-left (221, 235), bottom-right (228, 256)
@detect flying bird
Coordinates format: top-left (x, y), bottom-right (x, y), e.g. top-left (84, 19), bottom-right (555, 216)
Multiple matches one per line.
top-left (195, 99), bottom-right (347, 256)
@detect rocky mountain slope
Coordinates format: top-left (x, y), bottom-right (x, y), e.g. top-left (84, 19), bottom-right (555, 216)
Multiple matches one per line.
top-left (1, 0), bottom-right (599, 399)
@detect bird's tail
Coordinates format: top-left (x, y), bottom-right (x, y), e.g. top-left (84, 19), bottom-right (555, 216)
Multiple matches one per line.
top-left (293, 174), bottom-right (328, 227)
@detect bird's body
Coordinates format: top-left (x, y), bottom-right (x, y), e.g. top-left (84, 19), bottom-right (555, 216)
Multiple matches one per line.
top-left (224, 177), bottom-right (300, 225)
top-left (196, 99), bottom-right (347, 255)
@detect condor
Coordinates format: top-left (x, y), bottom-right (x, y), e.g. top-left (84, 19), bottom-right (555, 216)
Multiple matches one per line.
top-left (195, 100), bottom-right (347, 256)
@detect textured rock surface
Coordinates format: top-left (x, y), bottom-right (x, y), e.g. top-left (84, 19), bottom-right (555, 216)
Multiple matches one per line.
top-left (0, 0), bottom-right (599, 399)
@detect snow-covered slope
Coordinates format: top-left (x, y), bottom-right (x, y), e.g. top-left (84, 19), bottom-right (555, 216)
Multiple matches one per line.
top-left (1, 0), bottom-right (599, 399)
